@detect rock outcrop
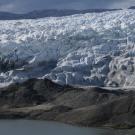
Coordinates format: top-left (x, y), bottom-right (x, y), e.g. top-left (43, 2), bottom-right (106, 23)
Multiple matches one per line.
top-left (0, 78), bottom-right (135, 129)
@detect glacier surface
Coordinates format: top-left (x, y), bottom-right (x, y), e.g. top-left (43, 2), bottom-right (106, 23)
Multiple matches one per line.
top-left (0, 9), bottom-right (135, 87)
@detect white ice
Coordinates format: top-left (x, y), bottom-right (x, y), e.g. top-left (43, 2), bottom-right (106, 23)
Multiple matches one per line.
top-left (0, 9), bottom-right (135, 87)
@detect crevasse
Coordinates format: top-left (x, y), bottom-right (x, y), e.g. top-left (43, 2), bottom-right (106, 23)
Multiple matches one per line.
top-left (0, 9), bottom-right (135, 87)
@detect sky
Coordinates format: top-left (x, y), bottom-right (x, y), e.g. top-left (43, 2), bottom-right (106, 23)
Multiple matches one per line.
top-left (0, 0), bottom-right (135, 13)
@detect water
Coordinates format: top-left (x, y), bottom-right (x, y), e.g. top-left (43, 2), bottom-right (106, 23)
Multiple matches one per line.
top-left (0, 120), bottom-right (133, 135)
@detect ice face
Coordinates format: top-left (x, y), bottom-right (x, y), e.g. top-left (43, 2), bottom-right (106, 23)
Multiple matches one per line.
top-left (0, 9), bottom-right (135, 87)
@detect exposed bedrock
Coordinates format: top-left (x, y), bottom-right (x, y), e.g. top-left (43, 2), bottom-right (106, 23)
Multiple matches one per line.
top-left (0, 78), bottom-right (135, 129)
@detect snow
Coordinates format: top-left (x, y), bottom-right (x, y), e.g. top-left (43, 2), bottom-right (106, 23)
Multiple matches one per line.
top-left (0, 9), bottom-right (135, 87)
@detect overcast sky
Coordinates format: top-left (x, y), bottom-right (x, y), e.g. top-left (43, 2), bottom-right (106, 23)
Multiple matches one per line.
top-left (0, 0), bottom-right (135, 13)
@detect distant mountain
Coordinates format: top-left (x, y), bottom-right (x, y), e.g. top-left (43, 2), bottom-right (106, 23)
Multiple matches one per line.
top-left (129, 6), bottom-right (135, 9)
top-left (0, 9), bottom-right (121, 20)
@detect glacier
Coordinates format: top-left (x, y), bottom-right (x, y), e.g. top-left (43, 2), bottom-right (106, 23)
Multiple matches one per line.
top-left (0, 9), bottom-right (135, 87)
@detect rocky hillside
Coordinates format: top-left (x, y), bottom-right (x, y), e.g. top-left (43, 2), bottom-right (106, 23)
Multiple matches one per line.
top-left (0, 78), bottom-right (135, 129)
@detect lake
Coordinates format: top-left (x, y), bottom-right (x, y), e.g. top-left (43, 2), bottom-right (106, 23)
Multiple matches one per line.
top-left (0, 120), bottom-right (133, 135)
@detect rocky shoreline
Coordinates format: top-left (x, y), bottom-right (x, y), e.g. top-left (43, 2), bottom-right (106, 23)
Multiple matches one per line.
top-left (0, 78), bottom-right (135, 129)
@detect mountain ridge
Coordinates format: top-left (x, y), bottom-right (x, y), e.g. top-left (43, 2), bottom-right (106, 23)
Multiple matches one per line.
top-left (0, 9), bottom-right (121, 20)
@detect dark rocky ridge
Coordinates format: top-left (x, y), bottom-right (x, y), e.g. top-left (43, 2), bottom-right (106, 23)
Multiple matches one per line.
top-left (129, 6), bottom-right (135, 9)
top-left (0, 78), bottom-right (135, 129)
top-left (0, 9), bottom-right (121, 20)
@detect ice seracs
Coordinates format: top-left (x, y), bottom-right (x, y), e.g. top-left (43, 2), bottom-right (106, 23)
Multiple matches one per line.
top-left (0, 9), bottom-right (135, 87)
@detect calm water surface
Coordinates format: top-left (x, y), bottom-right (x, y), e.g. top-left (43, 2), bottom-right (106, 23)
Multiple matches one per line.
top-left (0, 120), bottom-right (133, 135)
